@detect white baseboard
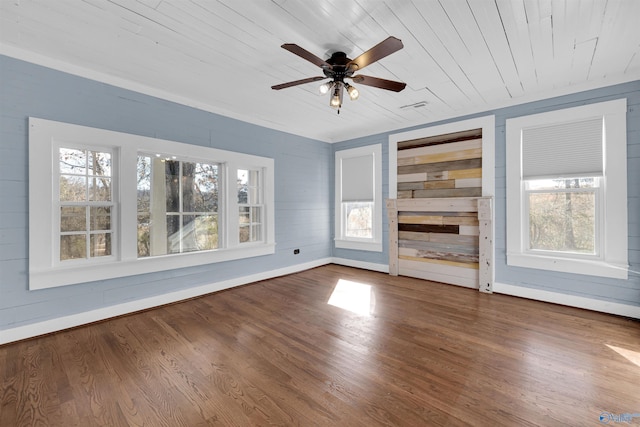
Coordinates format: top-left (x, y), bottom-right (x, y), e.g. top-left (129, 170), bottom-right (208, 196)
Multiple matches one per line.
top-left (330, 257), bottom-right (389, 273)
top-left (7, 262), bottom-right (634, 345)
top-left (0, 258), bottom-right (333, 345)
top-left (493, 282), bottom-right (640, 319)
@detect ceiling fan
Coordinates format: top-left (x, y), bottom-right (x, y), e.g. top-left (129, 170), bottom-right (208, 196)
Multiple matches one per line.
top-left (271, 36), bottom-right (406, 112)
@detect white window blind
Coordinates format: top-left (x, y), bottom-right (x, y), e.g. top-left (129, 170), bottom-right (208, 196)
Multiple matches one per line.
top-left (522, 118), bottom-right (603, 180)
top-left (341, 154), bottom-right (374, 202)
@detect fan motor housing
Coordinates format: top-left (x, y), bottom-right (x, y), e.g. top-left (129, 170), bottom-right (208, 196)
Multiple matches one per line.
top-left (324, 52), bottom-right (354, 80)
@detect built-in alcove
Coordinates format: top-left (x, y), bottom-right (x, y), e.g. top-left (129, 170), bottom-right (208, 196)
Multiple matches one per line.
top-left (386, 197), bottom-right (493, 292)
top-left (388, 116), bottom-right (495, 292)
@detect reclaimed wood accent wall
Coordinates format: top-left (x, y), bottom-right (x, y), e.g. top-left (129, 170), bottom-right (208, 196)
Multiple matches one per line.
top-left (387, 197), bottom-right (493, 292)
top-left (397, 128), bottom-right (482, 199)
top-left (393, 128), bottom-right (492, 291)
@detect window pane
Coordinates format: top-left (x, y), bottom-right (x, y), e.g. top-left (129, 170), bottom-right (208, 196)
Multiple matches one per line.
top-left (88, 151), bottom-right (111, 176)
top-left (175, 215), bottom-right (218, 252)
top-left (248, 187), bottom-right (260, 204)
top-left (181, 162), bottom-right (197, 213)
top-left (89, 177), bottom-right (111, 201)
top-left (345, 202), bottom-right (373, 238)
top-left (90, 207), bottom-right (111, 231)
top-left (180, 214), bottom-right (200, 252)
top-left (240, 225), bottom-right (250, 243)
top-left (59, 148), bottom-right (86, 175)
top-left (90, 233), bottom-right (111, 257)
top-left (60, 235), bottom-right (86, 260)
top-left (60, 175), bottom-right (87, 201)
top-left (526, 177), bottom-right (598, 191)
top-left (194, 215), bottom-right (218, 250)
top-left (167, 214), bottom-right (181, 254)
top-left (251, 207), bottom-right (261, 223)
top-left (165, 160), bottom-right (180, 213)
top-left (529, 191), bottom-right (596, 253)
top-left (238, 169), bottom-right (260, 204)
top-left (251, 224), bottom-right (261, 242)
top-left (137, 214), bottom-right (150, 258)
top-left (60, 206), bottom-right (86, 232)
top-left (238, 169), bottom-right (249, 203)
top-left (239, 206), bottom-right (250, 225)
top-left (191, 163), bottom-right (218, 212)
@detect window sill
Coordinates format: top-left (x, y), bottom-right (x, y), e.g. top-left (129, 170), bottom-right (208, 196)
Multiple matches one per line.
top-left (29, 243), bottom-right (276, 290)
top-left (506, 252), bottom-right (628, 279)
top-left (335, 239), bottom-right (382, 252)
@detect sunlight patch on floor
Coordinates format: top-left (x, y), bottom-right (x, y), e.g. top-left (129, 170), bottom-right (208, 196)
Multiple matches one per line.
top-left (328, 279), bottom-right (375, 316)
top-left (607, 344), bottom-right (640, 368)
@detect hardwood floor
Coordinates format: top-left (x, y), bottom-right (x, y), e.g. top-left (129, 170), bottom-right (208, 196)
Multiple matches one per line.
top-left (1, 264), bottom-right (639, 426)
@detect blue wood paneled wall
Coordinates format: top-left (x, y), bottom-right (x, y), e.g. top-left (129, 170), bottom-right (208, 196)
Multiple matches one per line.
top-left (0, 55), bottom-right (331, 330)
top-left (333, 81), bottom-right (640, 307)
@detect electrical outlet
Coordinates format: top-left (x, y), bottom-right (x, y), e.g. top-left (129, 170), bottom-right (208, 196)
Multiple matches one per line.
top-left (294, 249), bottom-right (300, 254)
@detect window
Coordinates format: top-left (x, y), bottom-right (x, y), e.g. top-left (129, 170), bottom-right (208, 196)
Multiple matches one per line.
top-left (237, 169), bottom-right (263, 243)
top-left (526, 177), bottom-right (600, 255)
top-left (137, 155), bottom-right (220, 257)
top-left (506, 99), bottom-right (628, 279)
top-left (58, 146), bottom-right (115, 262)
top-left (29, 118), bottom-right (275, 290)
top-left (335, 144), bottom-right (382, 252)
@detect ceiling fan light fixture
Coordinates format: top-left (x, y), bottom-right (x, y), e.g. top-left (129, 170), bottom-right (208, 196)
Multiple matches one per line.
top-left (345, 83), bottom-right (359, 100)
top-left (318, 81), bottom-right (333, 95)
top-left (330, 84), bottom-right (342, 108)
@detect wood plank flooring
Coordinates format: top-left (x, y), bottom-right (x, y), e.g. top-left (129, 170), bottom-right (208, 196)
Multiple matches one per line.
top-left (1, 264), bottom-right (639, 426)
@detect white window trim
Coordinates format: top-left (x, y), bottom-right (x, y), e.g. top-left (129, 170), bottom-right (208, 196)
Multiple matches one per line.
top-left (335, 144), bottom-right (382, 252)
top-left (29, 117), bottom-right (275, 290)
top-left (505, 99), bottom-right (628, 279)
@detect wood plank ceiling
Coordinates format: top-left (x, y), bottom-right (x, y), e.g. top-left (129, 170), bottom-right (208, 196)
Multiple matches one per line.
top-left (1, 0), bottom-right (639, 142)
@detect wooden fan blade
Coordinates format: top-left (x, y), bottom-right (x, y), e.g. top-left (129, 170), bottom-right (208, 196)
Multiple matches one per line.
top-left (281, 44), bottom-right (333, 69)
top-left (347, 36), bottom-right (403, 70)
top-left (350, 75), bottom-right (406, 92)
top-left (271, 76), bottom-right (326, 90)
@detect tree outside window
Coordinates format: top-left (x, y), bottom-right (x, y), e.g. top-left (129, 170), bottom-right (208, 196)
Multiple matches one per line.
top-left (136, 155), bottom-right (219, 257)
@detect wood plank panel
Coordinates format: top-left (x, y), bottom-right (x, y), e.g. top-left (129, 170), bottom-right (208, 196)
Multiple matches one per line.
top-left (398, 214), bottom-right (446, 225)
top-left (399, 247), bottom-right (478, 264)
top-left (398, 223), bottom-right (459, 234)
top-left (396, 129), bottom-right (482, 150)
top-left (459, 226), bottom-right (480, 236)
top-left (397, 182), bottom-right (427, 191)
top-left (413, 187), bottom-right (482, 198)
top-left (411, 147), bottom-right (483, 166)
top-left (387, 199), bottom-right (399, 275)
top-left (455, 178), bottom-right (483, 188)
top-left (395, 197), bottom-right (479, 212)
top-left (397, 172), bottom-right (428, 183)
top-left (400, 253), bottom-right (479, 267)
top-left (447, 168), bottom-right (482, 179)
top-left (442, 216), bottom-right (479, 226)
top-left (399, 231), bottom-right (479, 246)
top-left (397, 138), bottom-right (482, 159)
top-left (399, 239), bottom-right (479, 255)
top-left (398, 158), bottom-right (483, 175)
top-left (398, 258), bottom-right (479, 288)
top-left (478, 197), bottom-right (493, 293)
